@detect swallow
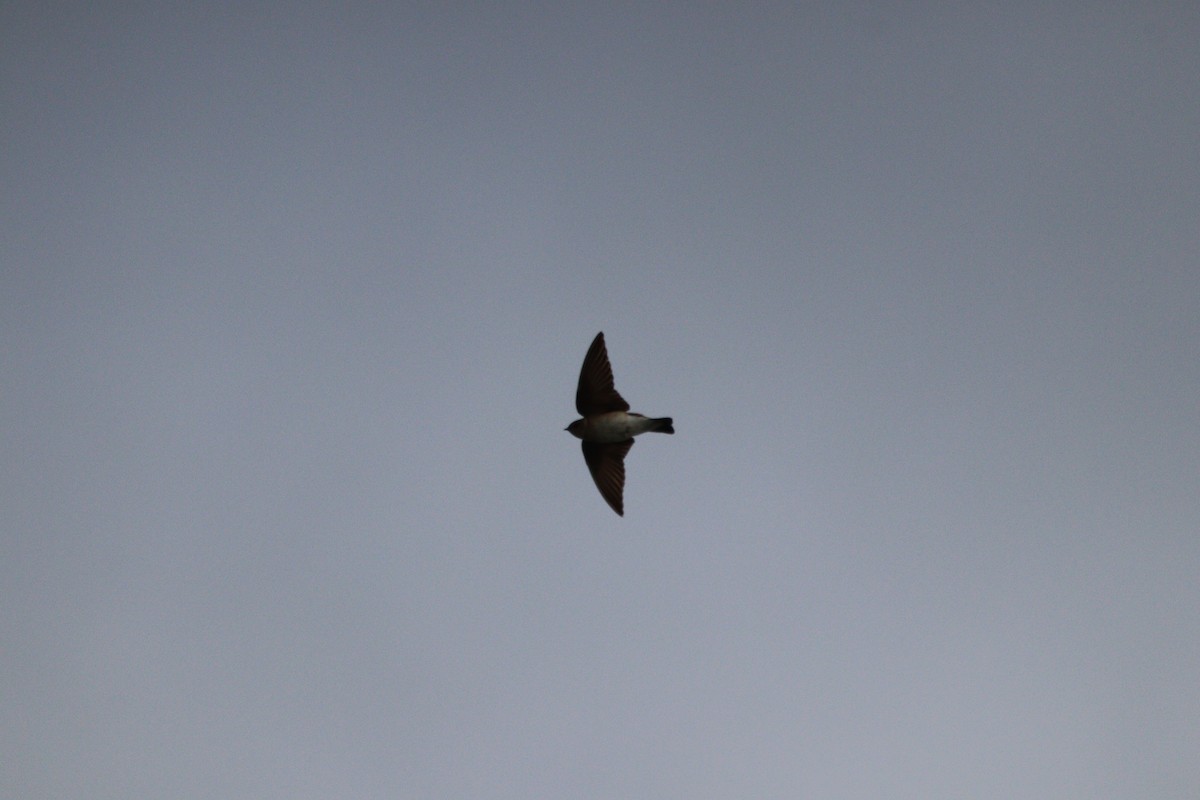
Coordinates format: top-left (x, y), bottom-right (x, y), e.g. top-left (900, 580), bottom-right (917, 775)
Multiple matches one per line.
top-left (565, 331), bottom-right (673, 516)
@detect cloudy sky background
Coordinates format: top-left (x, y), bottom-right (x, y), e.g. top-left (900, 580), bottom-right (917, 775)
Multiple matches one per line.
top-left (3, 3), bottom-right (1198, 797)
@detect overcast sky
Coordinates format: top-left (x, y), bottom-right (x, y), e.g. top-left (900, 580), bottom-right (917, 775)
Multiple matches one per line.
top-left (3, 3), bottom-right (1198, 798)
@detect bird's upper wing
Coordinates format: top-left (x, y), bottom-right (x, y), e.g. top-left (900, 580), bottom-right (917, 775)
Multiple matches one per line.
top-left (581, 439), bottom-right (634, 516)
top-left (575, 331), bottom-right (630, 416)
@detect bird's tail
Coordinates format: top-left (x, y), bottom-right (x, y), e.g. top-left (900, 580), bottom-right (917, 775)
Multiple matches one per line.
top-left (651, 417), bottom-right (674, 434)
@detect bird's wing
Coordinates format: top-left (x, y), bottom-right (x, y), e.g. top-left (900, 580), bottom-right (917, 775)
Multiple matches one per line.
top-left (575, 331), bottom-right (630, 416)
top-left (581, 439), bottom-right (633, 516)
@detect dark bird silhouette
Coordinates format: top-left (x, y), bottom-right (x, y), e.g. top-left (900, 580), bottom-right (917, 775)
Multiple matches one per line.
top-left (565, 332), bottom-right (673, 515)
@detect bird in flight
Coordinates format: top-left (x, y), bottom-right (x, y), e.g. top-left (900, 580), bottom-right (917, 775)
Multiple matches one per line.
top-left (565, 332), bottom-right (673, 516)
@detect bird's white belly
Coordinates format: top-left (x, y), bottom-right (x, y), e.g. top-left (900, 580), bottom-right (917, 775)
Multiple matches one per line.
top-left (588, 412), bottom-right (652, 443)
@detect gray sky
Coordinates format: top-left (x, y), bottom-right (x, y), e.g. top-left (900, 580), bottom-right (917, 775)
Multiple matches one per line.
top-left (3, 3), bottom-right (1198, 797)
